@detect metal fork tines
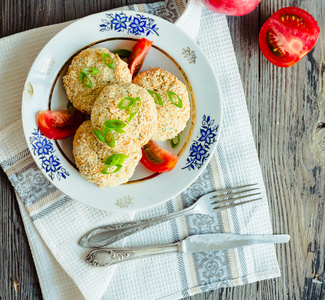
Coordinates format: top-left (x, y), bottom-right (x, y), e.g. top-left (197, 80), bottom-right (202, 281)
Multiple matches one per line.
top-left (79, 183), bottom-right (262, 248)
top-left (209, 183), bottom-right (262, 212)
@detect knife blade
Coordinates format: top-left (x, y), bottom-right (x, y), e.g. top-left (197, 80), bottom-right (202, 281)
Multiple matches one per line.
top-left (85, 233), bottom-right (290, 267)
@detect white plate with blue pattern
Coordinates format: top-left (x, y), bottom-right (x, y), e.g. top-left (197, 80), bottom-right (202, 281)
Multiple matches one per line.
top-left (22, 10), bottom-right (222, 211)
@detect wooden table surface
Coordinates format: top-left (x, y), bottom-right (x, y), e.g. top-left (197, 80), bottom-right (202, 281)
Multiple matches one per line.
top-left (1, 0), bottom-right (324, 299)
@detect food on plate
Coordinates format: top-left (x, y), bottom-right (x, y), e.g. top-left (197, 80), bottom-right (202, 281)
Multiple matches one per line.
top-left (73, 120), bottom-right (142, 187)
top-left (201, 0), bottom-right (260, 16)
top-left (128, 38), bottom-right (153, 76)
top-left (63, 47), bottom-right (132, 114)
top-left (170, 134), bottom-right (180, 148)
top-left (113, 49), bottom-right (131, 59)
top-left (41, 38), bottom-right (189, 187)
top-left (132, 67), bottom-right (190, 141)
top-left (140, 140), bottom-right (178, 172)
top-left (91, 83), bottom-right (158, 153)
top-left (259, 7), bottom-right (320, 68)
top-left (38, 109), bottom-right (85, 140)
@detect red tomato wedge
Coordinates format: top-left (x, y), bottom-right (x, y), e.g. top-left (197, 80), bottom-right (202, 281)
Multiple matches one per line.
top-left (259, 7), bottom-right (320, 68)
top-left (128, 38), bottom-right (153, 76)
top-left (38, 109), bottom-right (85, 140)
top-left (140, 140), bottom-right (178, 173)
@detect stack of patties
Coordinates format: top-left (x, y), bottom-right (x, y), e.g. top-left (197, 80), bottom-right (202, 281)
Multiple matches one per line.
top-left (63, 47), bottom-right (190, 188)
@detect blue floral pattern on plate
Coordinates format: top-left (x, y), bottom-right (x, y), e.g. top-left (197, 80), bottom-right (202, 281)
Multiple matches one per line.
top-left (183, 115), bottom-right (219, 171)
top-left (100, 12), bottom-right (159, 36)
top-left (29, 129), bottom-right (69, 180)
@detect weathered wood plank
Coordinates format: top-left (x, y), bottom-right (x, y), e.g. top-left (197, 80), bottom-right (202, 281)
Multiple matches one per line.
top-left (228, 1), bottom-right (325, 299)
top-left (0, 168), bottom-right (42, 299)
top-left (184, 1), bottom-right (325, 300)
top-left (258, 1), bottom-right (325, 299)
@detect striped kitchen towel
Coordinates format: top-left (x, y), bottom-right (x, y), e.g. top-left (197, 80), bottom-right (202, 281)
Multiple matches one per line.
top-left (0, 0), bottom-right (280, 299)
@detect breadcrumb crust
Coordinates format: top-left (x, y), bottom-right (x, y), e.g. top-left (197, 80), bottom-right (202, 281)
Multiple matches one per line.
top-left (63, 47), bottom-right (131, 115)
top-left (73, 121), bottom-right (142, 187)
top-left (91, 83), bottom-right (157, 153)
top-left (132, 67), bottom-right (190, 141)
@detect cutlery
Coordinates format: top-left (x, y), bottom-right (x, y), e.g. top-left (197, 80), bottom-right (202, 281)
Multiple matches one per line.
top-left (85, 233), bottom-right (290, 267)
top-left (80, 184), bottom-right (262, 248)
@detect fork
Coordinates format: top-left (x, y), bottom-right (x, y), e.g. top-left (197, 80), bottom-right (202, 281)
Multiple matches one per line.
top-left (79, 184), bottom-right (262, 248)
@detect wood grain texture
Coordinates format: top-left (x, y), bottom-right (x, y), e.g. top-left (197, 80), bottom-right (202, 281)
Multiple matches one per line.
top-left (1, 0), bottom-right (324, 299)
top-left (0, 168), bottom-right (42, 298)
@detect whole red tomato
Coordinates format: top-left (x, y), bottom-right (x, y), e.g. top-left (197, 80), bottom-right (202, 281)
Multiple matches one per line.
top-left (201, 0), bottom-right (261, 16)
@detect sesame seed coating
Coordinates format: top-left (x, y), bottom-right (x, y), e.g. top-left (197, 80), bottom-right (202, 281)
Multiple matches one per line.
top-left (91, 83), bottom-right (158, 153)
top-left (132, 67), bottom-right (190, 141)
top-left (63, 47), bottom-right (132, 115)
top-left (73, 121), bottom-right (142, 188)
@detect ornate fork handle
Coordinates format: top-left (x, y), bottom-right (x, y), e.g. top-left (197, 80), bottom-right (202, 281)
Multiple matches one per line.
top-left (86, 242), bottom-right (180, 267)
top-left (79, 205), bottom-right (195, 248)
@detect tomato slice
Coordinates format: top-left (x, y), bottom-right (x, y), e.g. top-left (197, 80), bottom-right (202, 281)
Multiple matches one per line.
top-left (259, 7), bottom-right (320, 67)
top-left (128, 38), bottom-right (153, 76)
top-left (38, 109), bottom-right (85, 140)
top-left (140, 140), bottom-right (178, 173)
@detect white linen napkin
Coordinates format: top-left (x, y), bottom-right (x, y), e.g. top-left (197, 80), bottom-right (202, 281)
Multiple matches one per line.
top-left (0, 1), bottom-right (281, 299)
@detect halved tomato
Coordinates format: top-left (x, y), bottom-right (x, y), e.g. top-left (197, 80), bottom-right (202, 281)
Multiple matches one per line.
top-left (140, 140), bottom-right (178, 173)
top-left (128, 38), bottom-right (153, 76)
top-left (38, 109), bottom-right (85, 140)
top-left (259, 7), bottom-right (320, 67)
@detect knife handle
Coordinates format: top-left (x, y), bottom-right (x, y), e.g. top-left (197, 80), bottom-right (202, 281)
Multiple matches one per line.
top-left (85, 242), bottom-right (180, 267)
top-left (79, 206), bottom-right (195, 248)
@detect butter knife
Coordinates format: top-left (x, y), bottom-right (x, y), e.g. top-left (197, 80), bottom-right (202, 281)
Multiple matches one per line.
top-left (85, 233), bottom-right (290, 267)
